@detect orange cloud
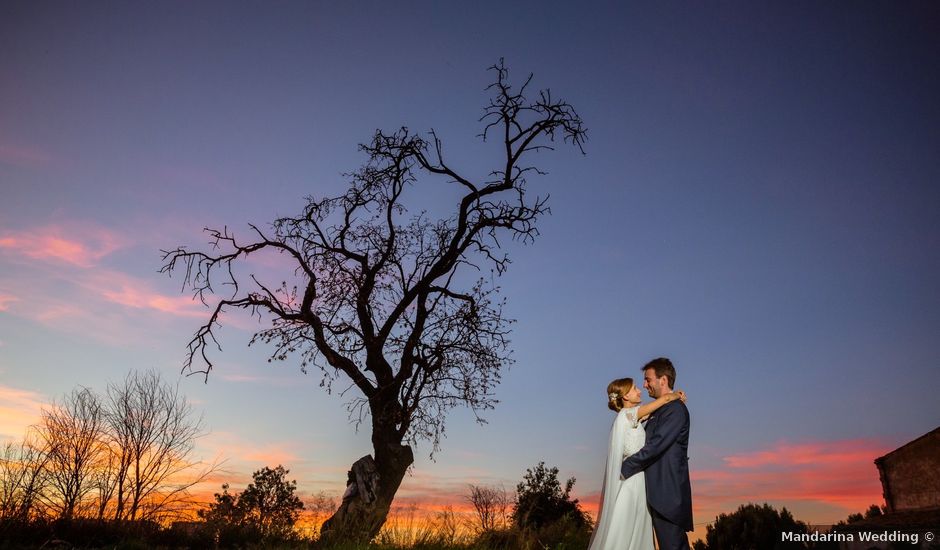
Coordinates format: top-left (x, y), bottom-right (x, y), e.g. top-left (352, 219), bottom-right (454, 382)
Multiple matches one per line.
top-left (0, 384), bottom-right (47, 441)
top-left (240, 446), bottom-right (304, 466)
top-left (197, 431), bottom-right (306, 474)
top-left (0, 223), bottom-right (125, 267)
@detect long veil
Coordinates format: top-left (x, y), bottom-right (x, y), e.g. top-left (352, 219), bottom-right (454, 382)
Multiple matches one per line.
top-left (587, 407), bottom-right (637, 549)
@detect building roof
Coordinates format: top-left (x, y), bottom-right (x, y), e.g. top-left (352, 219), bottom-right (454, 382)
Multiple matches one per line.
top-left (874, 426), bottom-right (940, 464)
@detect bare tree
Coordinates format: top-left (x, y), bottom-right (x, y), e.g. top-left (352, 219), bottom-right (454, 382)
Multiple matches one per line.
top-left (466, 483), bottom-right (511, 533)
top-left (34, 387), bottom-right (106, 520)
top-left (161, 60), bottom-right (585, 543)
top-left (0, 436), bottom-right (50, 523)
top-left (2, 372), bottom-right (213, 529)
top-left (104, 370), bottom-right (209, 522)
top-left (90, 439), bottom-right (121, 521)
top-left (0, 441), bottom-right (26, 521)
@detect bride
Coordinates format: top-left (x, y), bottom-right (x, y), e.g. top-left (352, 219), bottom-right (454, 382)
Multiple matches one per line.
top-left (588, 377), bottom-right (686, 550)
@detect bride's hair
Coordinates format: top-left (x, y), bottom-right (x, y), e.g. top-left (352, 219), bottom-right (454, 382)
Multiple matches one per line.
top-left (606, 378), bottom-right (634, 412)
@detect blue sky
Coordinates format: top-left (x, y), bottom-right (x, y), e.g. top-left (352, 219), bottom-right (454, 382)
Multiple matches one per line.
top-left (2, 1), bottom-right (938, 538)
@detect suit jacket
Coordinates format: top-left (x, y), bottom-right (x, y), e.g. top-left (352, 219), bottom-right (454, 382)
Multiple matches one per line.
top-left (620, 399), bottom-right (692, 531)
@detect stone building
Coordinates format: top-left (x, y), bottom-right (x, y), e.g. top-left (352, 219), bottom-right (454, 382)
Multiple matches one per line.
top-left (834, 426), bottom-right (940, 550)
top-left (875, 426), bottom-right (940, 513)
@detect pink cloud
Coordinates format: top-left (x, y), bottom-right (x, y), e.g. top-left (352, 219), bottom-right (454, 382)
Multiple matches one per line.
top-left (690, 438), bottom-right (891, 529)
top-left (721, 440), bottom-right (883, 469)
top-left (0, 293), bottom-right (18, 311)
top-left (35, 303), bottom-right (87, 323)
top-left (1, 265), bottom-right (259, 347)
top-left (96, 277), bottom-right (206, 318)
top-left (0, 221), bottom-right (230, 348)
top-left (0, 272), bottom-right (208, 347)
top-left (0, 223), bottom-right (125, 267)
top-left (75, 263), bottom-right (267, 329)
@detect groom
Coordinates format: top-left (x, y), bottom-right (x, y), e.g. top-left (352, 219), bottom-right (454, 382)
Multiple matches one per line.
top-left (621, 357), bottom-right (693, 550)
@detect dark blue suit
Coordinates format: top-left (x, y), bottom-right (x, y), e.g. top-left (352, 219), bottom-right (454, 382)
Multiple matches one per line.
top-left (621, 399), bottom-right (692, 550)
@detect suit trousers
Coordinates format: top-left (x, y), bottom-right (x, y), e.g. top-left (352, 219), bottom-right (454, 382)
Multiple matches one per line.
top-left (651, 507), bottom-right (691, 550)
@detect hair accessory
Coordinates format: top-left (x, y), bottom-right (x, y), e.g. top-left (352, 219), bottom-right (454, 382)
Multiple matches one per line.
top-left (608, 392), bottom-right (618, 400)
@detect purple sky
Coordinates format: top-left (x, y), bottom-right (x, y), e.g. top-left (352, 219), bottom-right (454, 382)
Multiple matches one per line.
top-left (2, 1), bottom-right (938, 537)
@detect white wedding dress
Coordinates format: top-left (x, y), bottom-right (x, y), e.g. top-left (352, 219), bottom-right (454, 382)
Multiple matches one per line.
top-left (587, 406), bottom-right (655, 550)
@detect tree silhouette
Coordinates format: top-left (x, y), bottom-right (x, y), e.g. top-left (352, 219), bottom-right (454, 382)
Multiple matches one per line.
top-left (237, 465), bottom-right (304, 539)
top-left (701, 503), bottom-right (810, 550)
top-left (199, 483), bottom-right (242, 542)
top-left (161, 59), bottom-right (585, 543)
top-left (466, 483), bottom-right (511, 533)
top-left (34, 387), bottom-right (105, 520)
top-left (103, 369), bottom-right (207, 522)
top-left (0, 435), bottom-right (50, 523)
top-left (0, 371), bottom-right (211, 526)
top-left (836, 503), bottom-right (885, 527)
top-left (512, 462), bottom-right (588, 531)
top-left (200, 465), bottom-right (304, 544)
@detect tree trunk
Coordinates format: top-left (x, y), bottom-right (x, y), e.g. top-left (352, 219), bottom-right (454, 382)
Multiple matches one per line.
top-left (318, 440), bottom-right (414, 546)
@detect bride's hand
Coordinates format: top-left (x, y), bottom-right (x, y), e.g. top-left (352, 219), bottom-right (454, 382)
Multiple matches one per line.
top-left (674, 390), bottom-right (687, 403)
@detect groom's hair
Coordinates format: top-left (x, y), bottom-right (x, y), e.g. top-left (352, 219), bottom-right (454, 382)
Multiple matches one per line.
top-left (643, 357), bottom-right (676, 389)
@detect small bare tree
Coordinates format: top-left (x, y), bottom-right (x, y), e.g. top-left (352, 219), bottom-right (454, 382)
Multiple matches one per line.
top-left (34, 387), bottom-right (106, 520)
top-left (0, 441), bottom-right (26, 521)
top-left (466, 484), bottom-right (511, 533)
top-left (2, 372), bottom-right (212, 527)
top-left (161, 60), bottom-right (585, 543)
top-left (104, 369), bottom-right (209, 522)
top-left (0, 437), bottom-right (50, 522)
top-left (91, 440), bottom-right (120, 520)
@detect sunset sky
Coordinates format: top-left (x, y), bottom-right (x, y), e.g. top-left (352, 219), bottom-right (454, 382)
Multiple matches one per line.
top-left (2, 1), bottom-right (939, 541)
